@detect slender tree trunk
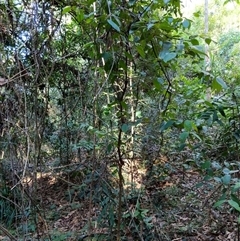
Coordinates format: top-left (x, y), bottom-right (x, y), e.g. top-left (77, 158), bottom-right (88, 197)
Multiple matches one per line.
top-left (129, 61), bottom-right (135, 188)
top-left (204, 0), bottom-right (209, 70)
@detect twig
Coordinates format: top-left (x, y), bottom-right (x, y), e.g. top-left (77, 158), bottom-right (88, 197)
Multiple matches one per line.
top-left (0, 224), bottom-right (17, 241)
top-left (202, 184), bottom-right (222, 208)
top-left (0, 64), bottom-right (35, 86)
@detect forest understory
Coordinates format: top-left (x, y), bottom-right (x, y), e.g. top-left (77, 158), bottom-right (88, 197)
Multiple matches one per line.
top-left (0, 152), bottom-right (239, 241)
top-left (0, 0), bottom-right (240, 240)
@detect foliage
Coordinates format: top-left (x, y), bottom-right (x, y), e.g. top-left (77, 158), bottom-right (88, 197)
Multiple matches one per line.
top-left (190, 0), bottom-right (240, 39)
top-left (0, 0), bottom-right (239, 240)
top-left (0, 186), bottom-right (16, 227)
top-left (211, 30), bottom-right (240, 87)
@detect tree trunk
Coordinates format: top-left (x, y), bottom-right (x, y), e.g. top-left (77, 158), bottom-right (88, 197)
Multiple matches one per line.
top-left (204, 0), bottom-right (210, 70)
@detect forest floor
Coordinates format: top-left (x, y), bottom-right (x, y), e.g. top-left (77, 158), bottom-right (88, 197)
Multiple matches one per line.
top-left (1, 155), bottom-right (239, 241)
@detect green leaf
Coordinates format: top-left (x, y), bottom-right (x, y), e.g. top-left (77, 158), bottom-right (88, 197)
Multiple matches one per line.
top-left (136, 111), bottom-right (142, 118)
top-left (160, 52), bottom-right (177, 63)
top-left (195, 182), bottom-right (204, 188)
top-left (224, 0), bottom-right (240, 5)
top-left (144, 216), bottom-right (153, 227)
top-left (200, 160), bottom-right (211, 169)
top-left (205, 38), bottom-right (212, 45)
top-left (123, 211), bottom-right (131, 218)
top-left (136, 200), bottom-right (140, 209)
top-left (189, 45), bottom-right (205, 56)
top-left (212, 110), bottom-right (218, 122)
top-left (160, 120), bottom-right (175, 132)
top-left (176, 42), bottom-right (184, 52)
top-left (213, 200), bottom-right (226, 208)
top-left (216, 77), bottom-right (227, 89)
top-left (223, 167), bottom-right (230, 175)
top-left (102, 51), bottom-right (113, 62)
top-left (178, 143), bottom-right (186, 151)
top-left (234, 131), bottom-right (240, 140)
top-left (211, 161), bottom-right (222, 170)
top-left (168, 17), bottom-right (173, 23)
top-left (119, 59), bottom-right (128, 71)
top-left (228, 199), bottom-right (240, 212)
top-left (136, 45), bottom-right (145, 58)
top-left (212, 77), bottom-right (228, 92)
top-left (121, 124), bottom-right (129, 133)
top-left (190, 132), bottom-right (202, 141)
top-left (153, 78), bottom-right (164, 91)
top-left (147, 23), bottom-right (155, 30)
top-left (107, 143), bottom-right (113, 153)
top-left (214, 177), bottom-right (222, 183)
top-left (157, 77), bottom-right (164, 84)
top-left (182, 19), bottom-right (190, 29)
top-left (160, 41), bottom-right (172, 53)
top-left (218, 106), bottom-right (226, 117)
top-left (179, 131), bottom-right (189, 142)
top-left (133, 210), bottom-right (140, 217)
top-left (231, 194), bottom-right (240, 206)
top-left (222, 174), bottom-right (231, 185)
top-left (107, 19), bottom-right (120, 32)
top-left (129, 0), bottom-right (137, 6)
top-left (121, 101), bottom-right (128, 110)
top-left (76, 9), bottom-right (85, 22)
top-left (193, 11), bottom-right (201, 17)
top-left (184, 120), bottom-right (193, 131)
top-left (62, 6), bottom-right (71, 14)
top-left (233, 182), bottom-right (240, 192)
top-left (141, 208), bottom-right (148, 215)
top-left (190, 39), bottom-right (199, 45)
